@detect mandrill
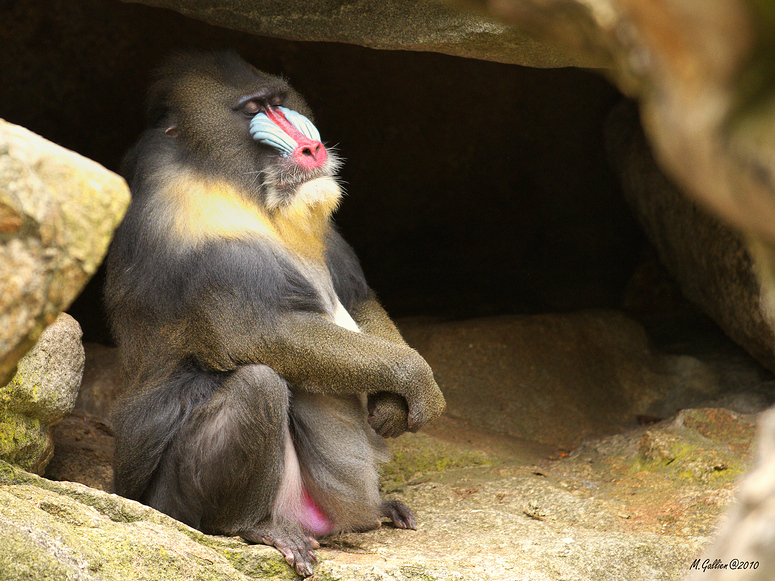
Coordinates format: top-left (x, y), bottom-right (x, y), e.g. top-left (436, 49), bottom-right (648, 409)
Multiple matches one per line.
top-left (104, 50), bottom-right (445, 576)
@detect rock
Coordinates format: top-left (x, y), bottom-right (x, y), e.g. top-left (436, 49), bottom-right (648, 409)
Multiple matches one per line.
top-left (3, 313), bottom-right (84, 425)
top-left (607, 101), bottom-right (775, 374)
top-left (0, 460), bottom-right (291, 581)
top-left (0, 120), bottom-right (130, 385)
top-left (685, 407), bottom-right (775, 580)
top-left (0, 313), bottom-right (85, 474)
top-left (546, 407), bottom-right (757, 540)
top-left (0, 413), bottom-right (52, 479)
top-left (399, 311), bottom-right (745, 449)
top-left (122, 0), bottom-right (597, 68)
top-left (633, 409), bottom-right (756, 485)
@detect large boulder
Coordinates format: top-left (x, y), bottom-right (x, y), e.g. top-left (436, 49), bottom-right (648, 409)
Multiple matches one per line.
top-left (122, 0), bottom-right (597, 68)
top-left (607, 101), bottom-right (775, 374)
top-left (0, 120), bottom-right (130, 385)
top-left (0, 460), bottom-right (289, 581)
top-left (399, 311), bottom-right (760, 449)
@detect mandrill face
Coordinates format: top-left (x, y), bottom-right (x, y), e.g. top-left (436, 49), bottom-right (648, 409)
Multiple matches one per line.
top-left (244, 99), bottom-right (343, 210)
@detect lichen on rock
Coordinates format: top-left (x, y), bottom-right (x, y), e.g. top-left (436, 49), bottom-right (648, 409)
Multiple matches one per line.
top-left (0, 119), bottom-right (129, 386)
top-left (0, 313), bottom-right (85, 474)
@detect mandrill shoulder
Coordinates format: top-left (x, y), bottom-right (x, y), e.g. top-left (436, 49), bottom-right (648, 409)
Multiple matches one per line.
top-left (158, 172), bottom-right (278, 247)
top-left (122, 131), bottom-right (277, 249)
top-left (129, 154), bottom-right (343, 264)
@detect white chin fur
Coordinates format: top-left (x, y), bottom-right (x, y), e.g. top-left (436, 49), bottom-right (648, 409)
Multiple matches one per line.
top-left (294, 176), bottom-right (342, 207)
top-left (266, 176), bottom-right (342, 211)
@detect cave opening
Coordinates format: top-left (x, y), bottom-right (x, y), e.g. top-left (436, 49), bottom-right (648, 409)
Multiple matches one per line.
top-left (1, 0), bottom-right (651, 345)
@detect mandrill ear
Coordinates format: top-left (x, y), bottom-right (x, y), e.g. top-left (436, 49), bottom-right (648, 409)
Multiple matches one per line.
top-left (165, 126), bottom-right (179, 137)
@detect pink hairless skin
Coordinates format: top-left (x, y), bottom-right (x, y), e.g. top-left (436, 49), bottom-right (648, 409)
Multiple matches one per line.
top-left (300, 489), bottom-right (334, 536)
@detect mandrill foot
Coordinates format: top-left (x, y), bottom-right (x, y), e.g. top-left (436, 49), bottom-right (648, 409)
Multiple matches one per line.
top-left (381, 499), bottom-right (417, 530)
top-left (241, 523), bottom-right (320, 577)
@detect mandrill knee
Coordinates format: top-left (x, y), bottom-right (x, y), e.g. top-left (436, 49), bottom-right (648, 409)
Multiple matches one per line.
top-left (184, 365), bottom-right (289, 459)
top-left (226, 364), bottom-right (291, 427)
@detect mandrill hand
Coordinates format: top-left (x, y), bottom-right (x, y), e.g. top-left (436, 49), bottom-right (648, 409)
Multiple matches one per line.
top-left (367, 392), bottom-right (410, 438)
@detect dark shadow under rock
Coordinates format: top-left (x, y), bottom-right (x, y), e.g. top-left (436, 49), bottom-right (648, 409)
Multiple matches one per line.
top-left (44, 411), bottom-right (114, 492)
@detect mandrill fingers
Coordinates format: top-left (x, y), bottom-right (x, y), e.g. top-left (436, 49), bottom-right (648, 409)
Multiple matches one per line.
top-left (381, 500), bottom-right (416, 530)
top-left (367, 392), bottom-right (410, 438)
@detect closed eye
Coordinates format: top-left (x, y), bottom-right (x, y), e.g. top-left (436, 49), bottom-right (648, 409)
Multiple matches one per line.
top-left (235, 89), bottom-right (287, 116)
top-left (241, 100), bottom-right (261, 116)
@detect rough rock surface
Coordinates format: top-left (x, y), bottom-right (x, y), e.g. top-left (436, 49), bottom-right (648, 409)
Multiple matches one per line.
top-left (122, 0), bottom-right (596, 68)
top-left (686, 407), bottom-right (775, 581)
top-left (0, 120), bottom-right (130, 385)
top-left (0, 313), bottom-right (84, 474)
top-left (0, 461), bottom-right (291, 581)
top-left (399, 311), bottom-right (760, 449)
top-left (608, 101), bottom-right (775, 374)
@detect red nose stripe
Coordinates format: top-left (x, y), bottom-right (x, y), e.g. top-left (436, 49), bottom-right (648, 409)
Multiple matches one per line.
top-left (265, 105), bottom-right (328, 169)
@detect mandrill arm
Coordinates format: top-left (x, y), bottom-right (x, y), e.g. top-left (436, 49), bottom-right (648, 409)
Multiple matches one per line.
top-left (349, 293), bottom-right (428, 437)
top-left (349, 292), bottom-right (409, 344)
top-left (195, 304), bottom-right (445, 435)
top-left (269, 311), bottom-right (444, 434)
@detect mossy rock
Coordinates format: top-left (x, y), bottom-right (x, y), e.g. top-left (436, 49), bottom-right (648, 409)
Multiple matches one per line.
top-left (0, 409), bottom-right (52, 474)
top-left (0, 461), bottom-right (294, 581)
top-left (631, 409), bottom-right (756, 484)
top-left (382, 431), bottom-right (494, 490)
